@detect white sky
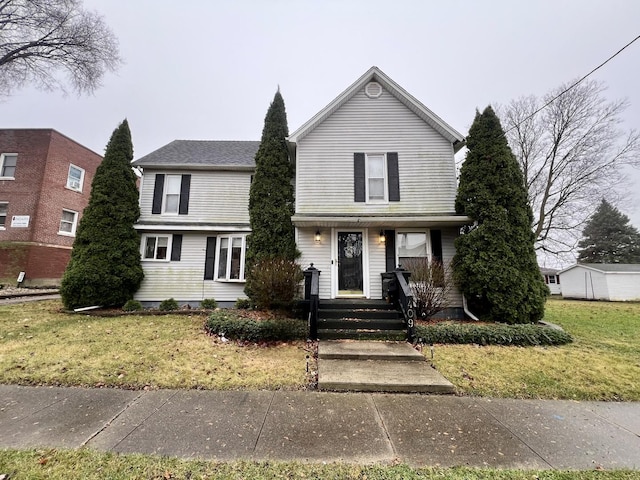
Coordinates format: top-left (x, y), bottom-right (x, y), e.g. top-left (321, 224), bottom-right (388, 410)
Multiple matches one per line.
top-left (2, 0), bottom-right (640, 228)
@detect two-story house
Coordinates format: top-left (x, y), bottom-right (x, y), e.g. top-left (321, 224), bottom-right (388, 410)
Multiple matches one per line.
top-left (0, 129), bottom-right (102, 286)
top-left (132, 67), bottom-right (469, 313)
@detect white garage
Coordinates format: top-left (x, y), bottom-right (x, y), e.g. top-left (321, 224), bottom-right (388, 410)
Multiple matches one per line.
top-left (559, 264), bottom-right (640, 301)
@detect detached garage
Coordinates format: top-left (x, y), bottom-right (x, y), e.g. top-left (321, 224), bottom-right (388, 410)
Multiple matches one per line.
top-left (559, 264), bottom-right (640, 301)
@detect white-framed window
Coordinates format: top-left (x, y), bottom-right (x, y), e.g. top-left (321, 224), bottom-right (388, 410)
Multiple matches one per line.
top-left (0, 202), bottom-right (7, 228)
top-left (66, 164), bottom-right (85, 192)
top-left (163, 175), bottom-right (182, 214)
top-left (142, 234), bottom-right (171, 261)
top-left (216, 234), bottom-right (247, 281)
top-left (0, 153), bottom-right (17, 179)
top-left (366, 153), bottom-right (387, 202)
top-left (397, 230), bottom-right (431, 268)
top-left (58, 209), bottom-right (78, 236)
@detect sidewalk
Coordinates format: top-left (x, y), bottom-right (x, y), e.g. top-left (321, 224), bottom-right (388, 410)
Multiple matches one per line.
top-left (1, 385), bottom-right (639, 469)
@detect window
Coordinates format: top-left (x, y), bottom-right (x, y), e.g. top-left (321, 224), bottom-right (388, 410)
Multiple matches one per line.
top-left (163, 175), bottom-right (181, 214)
top-left (216, 235), bottom-right (246, 281)
top-left (58, 209), bottom-right (78, 236)
top-left (0, 153), bottom-right (17, 178)
top-left (0, 203), bottom-right (7, 228)
top-left (143, 235), bottom-right (170, 260)
top-left (397, 231), bottom-right (430, 268)
top-left (152, 174), bottom-right (191, 215)
top-left (548, 275), bottom-right (556, 284)
top-left (354, 152), bottom-right (399, 202)
top-left (66, 165), bottom-right (85, 191)
top-left (366, 154), bottom-right (387, 202)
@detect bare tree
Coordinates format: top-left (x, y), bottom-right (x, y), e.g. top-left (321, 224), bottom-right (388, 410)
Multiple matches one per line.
top-left (402, 258), bottom-right (454, 319)
top-left (0, 0), bottom-right (121, 97)
top-left (499, 79), bottom-right (640, 260)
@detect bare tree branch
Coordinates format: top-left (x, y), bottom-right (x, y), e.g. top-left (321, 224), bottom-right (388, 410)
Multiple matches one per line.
top-left (498, 79), bottom-right (640, 261)
top-left (0, 0), bottom-right (121, 97)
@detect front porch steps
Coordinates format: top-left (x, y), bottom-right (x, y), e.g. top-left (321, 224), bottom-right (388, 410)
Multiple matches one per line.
top-left (317, 299), bottom-right (405, 340)
top-left (317, 340), bottom-right (455, 394)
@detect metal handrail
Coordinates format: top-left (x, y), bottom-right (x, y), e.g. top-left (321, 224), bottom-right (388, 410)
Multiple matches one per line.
top-left (395, 269), bottom-right (416, 342)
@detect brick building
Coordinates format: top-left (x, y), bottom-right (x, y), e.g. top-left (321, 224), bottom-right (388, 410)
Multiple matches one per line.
top-left (0, 129), bottom-right (102, 286)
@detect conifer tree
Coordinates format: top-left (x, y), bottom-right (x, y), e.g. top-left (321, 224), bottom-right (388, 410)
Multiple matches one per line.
top-left (577, 199), bottom-right (640, 263)
top-left (453, 106), bottom-right (548, 324)
top-left (245, 90), bottom-right (298, 300)
top-left (61, 120), bottom-right (143, 309)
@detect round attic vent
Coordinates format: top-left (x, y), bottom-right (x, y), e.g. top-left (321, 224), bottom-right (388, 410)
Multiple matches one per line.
top-left (365, 81), bottom-right (382, 98)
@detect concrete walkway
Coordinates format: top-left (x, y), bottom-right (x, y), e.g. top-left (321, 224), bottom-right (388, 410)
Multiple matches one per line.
top-left (1, 385), bottom-right (639, 469)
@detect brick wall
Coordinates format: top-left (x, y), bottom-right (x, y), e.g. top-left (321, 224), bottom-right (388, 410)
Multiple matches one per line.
top-left (0, 129), bottom-right (102, 283)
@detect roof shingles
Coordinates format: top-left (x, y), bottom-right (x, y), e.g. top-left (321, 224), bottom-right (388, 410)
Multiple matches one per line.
top-left (133, 140), bottom-right (260, 168)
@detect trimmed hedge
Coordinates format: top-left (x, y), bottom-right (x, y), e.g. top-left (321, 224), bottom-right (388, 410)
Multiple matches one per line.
top-left (205, 311), bottom-right (307, 342)
top-left (415, 323), bottom-right (572, 347)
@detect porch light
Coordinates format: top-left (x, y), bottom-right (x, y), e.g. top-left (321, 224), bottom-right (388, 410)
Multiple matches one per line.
top-left (379, 230), bottom-right (386, 244)
top-left (315, 230), bottom-right (321, 244)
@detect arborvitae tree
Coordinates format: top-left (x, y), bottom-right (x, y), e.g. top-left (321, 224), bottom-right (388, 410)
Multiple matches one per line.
top-left (577, 199), bottom-right (640, 263)
top-left (61, 120), bottom-right (143, 309)
top-left (453, 106), bottom-right (548, 324)
top-left (245, 90), bottom-right (298, 300)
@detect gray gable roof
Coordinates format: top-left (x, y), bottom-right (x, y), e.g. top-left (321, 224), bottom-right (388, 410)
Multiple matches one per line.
top-left (133, 140), bottom-right (260, 169)
top-left (559, 263), bottom-right (640, 274)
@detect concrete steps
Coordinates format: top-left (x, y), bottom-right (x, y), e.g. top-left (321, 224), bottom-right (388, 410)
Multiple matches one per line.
top-left (318, 340), bottom-right (455, 394)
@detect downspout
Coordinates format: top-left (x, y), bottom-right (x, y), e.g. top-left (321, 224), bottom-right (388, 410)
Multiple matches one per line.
top-left (462, 294), bottom-right (479, 321)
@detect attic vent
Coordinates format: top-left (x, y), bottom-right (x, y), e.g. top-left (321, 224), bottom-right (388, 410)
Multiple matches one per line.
top-left (365, 81), bottom-right (382, 98)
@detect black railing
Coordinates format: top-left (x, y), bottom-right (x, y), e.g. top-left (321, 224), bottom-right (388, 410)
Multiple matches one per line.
top-left (303, 264), bottom-right (320, 340)
top-left (394, 269), bottom-right (416, 342)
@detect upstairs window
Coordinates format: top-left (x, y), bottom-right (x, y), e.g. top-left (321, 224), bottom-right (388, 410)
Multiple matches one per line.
top-left (66, 165), bottom-right (85, 192)
top-left (0, 202), bottom-right (7, 228)
top-left (366, 154), bottom-right (387, 202)
top-left (152, 174), bottom-right (191, 215)
top-left (59, 209), bottom-right (78, 236)
top-left (216, 234), bottom-right (246, 281)
top-left (354, 152), bottom-right (399, 203)
top-left (0, 153), bottom-right (17, 178)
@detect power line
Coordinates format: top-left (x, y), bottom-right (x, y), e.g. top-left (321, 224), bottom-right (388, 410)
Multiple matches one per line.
top-left (504, 34), bottom-right (640, 133)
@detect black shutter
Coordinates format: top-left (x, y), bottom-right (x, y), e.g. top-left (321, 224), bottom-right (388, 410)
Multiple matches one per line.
top-left (387, 152), bottom-right (400, 202)
top-left (385, 229), bottom-right (396, 272)
top-left (171, 234), bottom-right (183, 261)
top-left (152, 174), bottom-right (165, 214)
top-left (354, 153), bottom-right (365, 202)
top-left (179, 174), bottom-right (191, 215)
top-left (431, 230), bottom-right (442, 263)
top-left (204, 237), bottom-right (216, 280)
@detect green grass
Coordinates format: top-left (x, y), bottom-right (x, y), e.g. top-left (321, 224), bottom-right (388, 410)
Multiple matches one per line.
top-left (0, 448), bottom-right (638, 479)
top-left (0, 301), bottom-right (311, 390)
top-left (433, 298), bottom-right (640, 400)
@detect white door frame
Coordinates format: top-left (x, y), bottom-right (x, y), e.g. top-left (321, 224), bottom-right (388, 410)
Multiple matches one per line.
top-left (331, 228), bottom-right (369, 299)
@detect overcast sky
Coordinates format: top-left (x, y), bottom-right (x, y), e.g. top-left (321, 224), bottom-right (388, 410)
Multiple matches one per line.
top-left (3, 0), bottom-right (640, 230)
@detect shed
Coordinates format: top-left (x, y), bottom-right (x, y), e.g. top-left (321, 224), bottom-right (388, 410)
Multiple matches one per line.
top-left (540, 267), bottom-right (561, 295)
top-left (558, 264), bottom-right (640, 301)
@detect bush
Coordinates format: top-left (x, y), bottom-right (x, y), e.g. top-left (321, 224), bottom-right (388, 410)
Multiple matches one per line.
top-left (200, 298), bottom-right (218, 310)
top-left (205, 310), bottom-right (307, 342)
top-left (235, 298), bottom-right (253, 309)
top-left (158, 298), bottom-right (179, 311)
top-left (246, 257), bottom-right (303, 311)
top-left (402, 258), bottom-right (454, 319)
top-left (415, 322), bottom-right (572, 347)
top-left (122, 299), bottom-right (142, 312)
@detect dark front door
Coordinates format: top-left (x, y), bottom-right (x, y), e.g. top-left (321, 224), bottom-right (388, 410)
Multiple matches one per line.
top-left (338, 231), bottom-right (364, 295)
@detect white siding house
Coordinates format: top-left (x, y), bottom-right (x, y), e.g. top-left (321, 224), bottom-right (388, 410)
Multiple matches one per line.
top-left (132, 67), bottom-right (470, 314)
top-left (541, 268), bottom-right (561, 295)
top-left (559, 264), bottom-right (640, 301)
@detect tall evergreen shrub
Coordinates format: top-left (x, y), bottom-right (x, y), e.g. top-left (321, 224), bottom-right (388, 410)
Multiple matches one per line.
top-left (453, 107), bottom-right (547, 324)
top-left (60, 120), bottom-right (143, 309)
top-left (245, 90), bottom-right (298, 303)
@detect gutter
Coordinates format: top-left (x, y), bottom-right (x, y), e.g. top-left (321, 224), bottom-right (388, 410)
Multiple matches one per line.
top-left (462, 294), bottom-right (479, 321)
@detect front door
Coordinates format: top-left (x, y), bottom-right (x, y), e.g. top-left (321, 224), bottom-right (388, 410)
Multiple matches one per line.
top-left (337, 231), bottom-right (364, 296)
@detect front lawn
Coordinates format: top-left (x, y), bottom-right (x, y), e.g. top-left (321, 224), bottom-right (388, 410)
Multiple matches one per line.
top-left (433, 298), bottom-right (640, 400)
top-left (0, 301), bottom-right (311, 390)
